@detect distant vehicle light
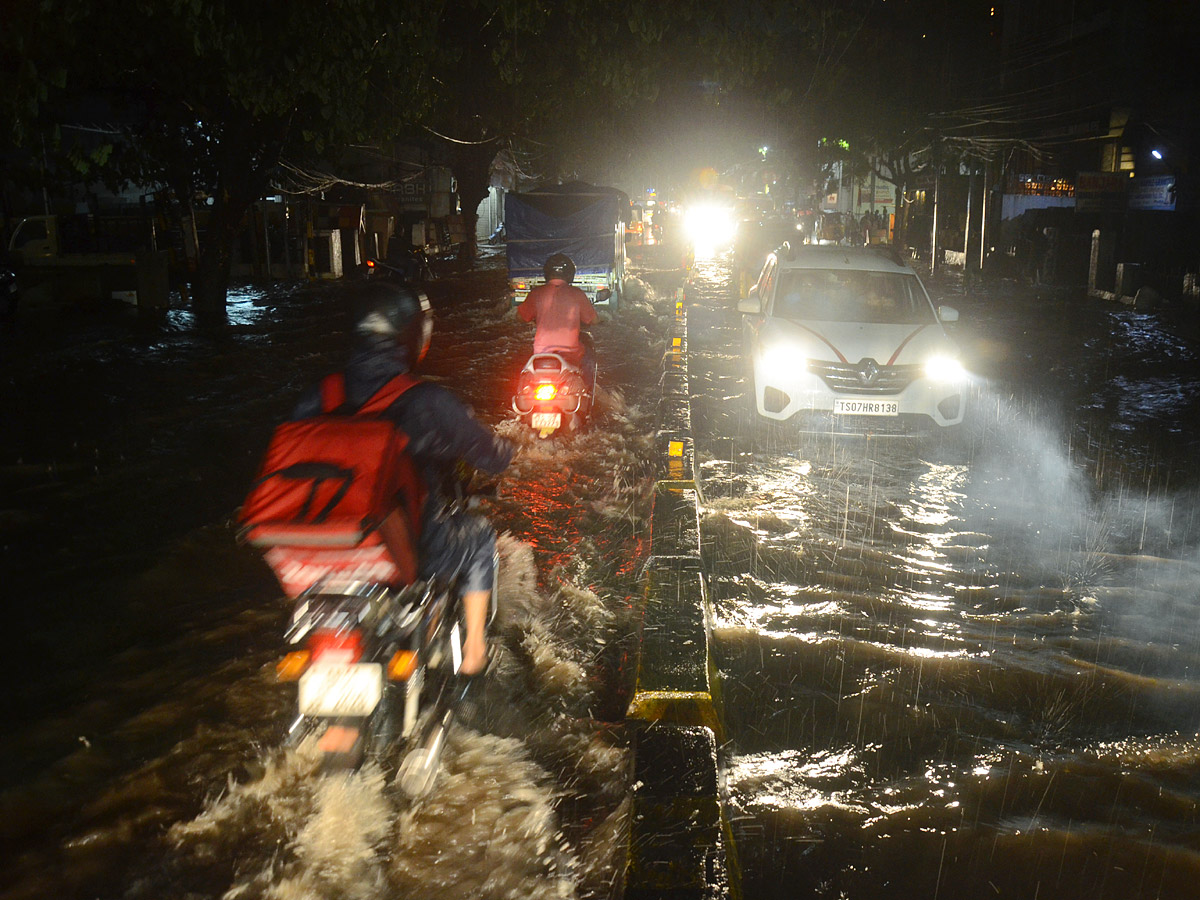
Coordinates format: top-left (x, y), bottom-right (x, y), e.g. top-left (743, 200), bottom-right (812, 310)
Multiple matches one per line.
top-left (684, 204), bottom-right (737, 249)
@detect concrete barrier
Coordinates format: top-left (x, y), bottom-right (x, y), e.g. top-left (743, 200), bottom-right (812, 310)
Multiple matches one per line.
top-left (625, 724), bottom-right (731, 899)
top-left (627, 557), bottom-right (719, 734)
top-left (648, 482), bottom-right (702, 561)
top-left (623, 289), bottom-right (741, 898)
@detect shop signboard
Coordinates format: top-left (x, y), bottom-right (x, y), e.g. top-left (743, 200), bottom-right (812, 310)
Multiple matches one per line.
top-left (1075, 171), bottom-right (1126, 212)
top-left (1128, 175), bottom-right (1177, 211)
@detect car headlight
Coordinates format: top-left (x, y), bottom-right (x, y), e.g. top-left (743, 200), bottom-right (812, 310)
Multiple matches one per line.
top-left (759, 344), bottom-right (802, 385)
top-left (924, 355), bottom-right (966, 383)
top-left (684, 204), bottom-right (736, 248)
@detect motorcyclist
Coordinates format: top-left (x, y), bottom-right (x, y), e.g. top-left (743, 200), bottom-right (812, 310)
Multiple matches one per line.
top-left (290, 281), bottom-right (514, 675)
top-left (518, 252), bottom-right (597, 389)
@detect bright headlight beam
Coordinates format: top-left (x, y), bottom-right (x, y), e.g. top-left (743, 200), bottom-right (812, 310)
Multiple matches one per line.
top-left (684, 204), bottom-right (736, 248)
top-left (924, 355), bottom-right (966, 382)
top-left (759, 345), bottom-right (802, 385)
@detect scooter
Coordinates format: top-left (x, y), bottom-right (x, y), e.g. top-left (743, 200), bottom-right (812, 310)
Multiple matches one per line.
top-left (512, 289), bottom-right (604, 438)
top-left (365, 248), bottom-right (434, 284)
top-left (511, 349), bottom-right (595, 438)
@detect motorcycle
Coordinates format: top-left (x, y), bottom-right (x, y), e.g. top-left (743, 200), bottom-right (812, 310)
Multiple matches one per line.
top-left (276, 573), bottom-right (474, 789)
top-left (244, 403), bottom-right (492, 786)
top-left (268, 462), bottom-right (497, 789)
top-left (511, 289), bottom-right (605, 439)
top-left (1, 261), bottom-right (18, 318)
top-left (366, 247), bottom-right (434, 284)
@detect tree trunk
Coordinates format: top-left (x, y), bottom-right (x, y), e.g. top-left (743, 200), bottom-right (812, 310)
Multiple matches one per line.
top-left (191, 115), bottom-right (278, 317)
top-left (192, 192), bottom-right (251, 318)
top-left (449, 141), bottom-right (498, 262)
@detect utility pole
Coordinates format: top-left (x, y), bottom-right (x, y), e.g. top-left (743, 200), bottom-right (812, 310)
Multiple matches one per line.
top-left (964, 164), bottom-right (975, 278)
top-left (979, 158), bottom-right (990, 273)
top-left (931, 145), bottom-right (941, 276)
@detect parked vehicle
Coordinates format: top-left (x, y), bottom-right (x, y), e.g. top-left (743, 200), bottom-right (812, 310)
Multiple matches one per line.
top-left (738, 244), bottom-right (968, 436)
top-left (505, 182), bottom-right (628, 312)
top-left (365, 249), bottom-right (434, 286)
top-left (6, 213), bottom-right (169, 308)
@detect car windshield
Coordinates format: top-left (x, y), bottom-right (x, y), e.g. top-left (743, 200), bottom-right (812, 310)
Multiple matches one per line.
top-left (772, 269), bottom-right (934, 325)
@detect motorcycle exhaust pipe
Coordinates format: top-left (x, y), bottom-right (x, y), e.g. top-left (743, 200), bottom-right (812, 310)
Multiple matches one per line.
top-left (395, 678), bottom-right (476, 798)
top-left (397, 706), bottom-right (453, 798)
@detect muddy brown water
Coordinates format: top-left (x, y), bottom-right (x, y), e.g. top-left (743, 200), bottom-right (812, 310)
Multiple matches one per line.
top-left (686, 251), bottom-right (1200, 900)
top-left (4, 241), bottom-right (1199, 899)
top-left (1, 247), bottom-right (676, 900)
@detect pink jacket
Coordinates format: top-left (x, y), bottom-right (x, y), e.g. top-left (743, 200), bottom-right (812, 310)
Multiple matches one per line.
top-left (518, 279), bottom-right (596, 360)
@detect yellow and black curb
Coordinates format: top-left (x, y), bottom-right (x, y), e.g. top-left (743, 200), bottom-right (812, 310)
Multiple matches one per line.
top-left (624, 288), bottom-right (742, 899)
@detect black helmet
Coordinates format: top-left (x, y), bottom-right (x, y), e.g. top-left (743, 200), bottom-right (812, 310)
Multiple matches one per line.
top-left (354, 281), bottom-right (433, 367)
top-left (544, 253), bottom-right (575, 283)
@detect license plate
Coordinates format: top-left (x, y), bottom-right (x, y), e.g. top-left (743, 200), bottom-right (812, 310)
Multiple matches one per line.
top-left (298, 663), bottom-right (383, 717)
top-left (834, 398), bottom-right (899, 416)
top-left (531, 412), bottom-right (561, 430)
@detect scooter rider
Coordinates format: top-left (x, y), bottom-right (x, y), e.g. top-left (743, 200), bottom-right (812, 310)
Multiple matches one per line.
top-left (518, 252), bottom-right (597, 389)
top-left (290, 281), bottom-right (514, 675)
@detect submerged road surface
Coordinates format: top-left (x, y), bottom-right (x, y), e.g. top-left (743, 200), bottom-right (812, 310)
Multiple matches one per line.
top-left (686, 249), bottom-right (1200, 899)
top-left (1, 246), bottom-right (682, 900)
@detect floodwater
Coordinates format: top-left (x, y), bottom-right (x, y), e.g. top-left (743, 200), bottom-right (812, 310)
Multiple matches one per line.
top-left (5, 238), bottom-right (1199, 900)
top-left (0, 246), bottom-right (674, 900)
top-left (685, 251), bottom-right (1200, 899)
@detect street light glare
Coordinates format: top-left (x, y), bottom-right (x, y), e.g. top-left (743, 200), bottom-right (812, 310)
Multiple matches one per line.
top-left (1152, 149), bottom-right (1163, 160)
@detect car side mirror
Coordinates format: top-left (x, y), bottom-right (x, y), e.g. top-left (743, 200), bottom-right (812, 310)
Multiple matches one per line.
top-left (937, 305), bottom-right (959, 323)
top-left (737, 285), bottom-right (762, 315)
top-left (595, 288), bottom-right (611, 304)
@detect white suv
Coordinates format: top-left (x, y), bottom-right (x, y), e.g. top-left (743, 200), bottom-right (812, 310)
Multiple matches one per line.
top-left (739, 244), bottom-right (967, 435)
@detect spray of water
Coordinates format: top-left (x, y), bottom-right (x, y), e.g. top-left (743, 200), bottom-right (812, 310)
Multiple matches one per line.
top-left (165, 529), bottom-right (631, 899)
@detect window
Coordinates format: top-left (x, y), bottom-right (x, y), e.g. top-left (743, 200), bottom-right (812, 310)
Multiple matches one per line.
top-left (773, 269), bottom-right (933, 325)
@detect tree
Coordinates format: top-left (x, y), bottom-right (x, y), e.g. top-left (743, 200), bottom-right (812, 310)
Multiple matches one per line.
top-left (4, 0), bottom-right (437, 315)
top-left (407, 0), bottom-right (685, 260)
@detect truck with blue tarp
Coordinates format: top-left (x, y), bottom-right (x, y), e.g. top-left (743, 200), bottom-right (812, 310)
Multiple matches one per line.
top-left (505, 182), bottom-right (629, 312)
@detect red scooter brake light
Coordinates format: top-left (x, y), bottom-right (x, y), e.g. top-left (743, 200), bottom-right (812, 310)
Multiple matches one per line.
top-left (535, 383), bottom-right (558, 401)
top-left (309, 629), bottom-right (364, 664)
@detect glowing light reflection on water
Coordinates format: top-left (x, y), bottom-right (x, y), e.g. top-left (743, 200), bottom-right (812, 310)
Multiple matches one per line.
top-left (686, 255), bottom-right (1200, 898)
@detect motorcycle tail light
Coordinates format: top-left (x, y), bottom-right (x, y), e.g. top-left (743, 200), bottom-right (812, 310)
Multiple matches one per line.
top-left (387, 649), bottom-right (419, 680)
top-left (535, 383), bottom-right (558, 401)
top-left (309, 628), bottom-right (364, 664)
top-left (276, 650), bottom-right (311, 681)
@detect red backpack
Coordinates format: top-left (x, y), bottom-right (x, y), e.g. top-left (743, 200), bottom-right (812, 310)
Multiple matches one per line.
top-left (239, 373), bottom-right (426, 597)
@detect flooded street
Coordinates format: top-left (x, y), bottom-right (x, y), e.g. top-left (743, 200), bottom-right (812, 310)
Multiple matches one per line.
top-left (687, 252), bottom-right (1200, 898)
top-left (4, 237), bottom-right (1200, 899)
top-left (1, 246), bottom-right (675, 899)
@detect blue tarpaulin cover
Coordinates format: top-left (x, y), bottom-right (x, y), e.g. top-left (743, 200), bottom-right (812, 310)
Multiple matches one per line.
top-left (505, 182), bottom-right (630, 273)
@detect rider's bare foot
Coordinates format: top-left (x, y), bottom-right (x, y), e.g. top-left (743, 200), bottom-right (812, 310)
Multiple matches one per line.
top-left (460, 638), bottom-right (489, 676)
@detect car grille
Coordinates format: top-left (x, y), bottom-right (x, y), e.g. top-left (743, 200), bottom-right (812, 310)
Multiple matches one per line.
top-left (809, 360), bottom-right (921, 394)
